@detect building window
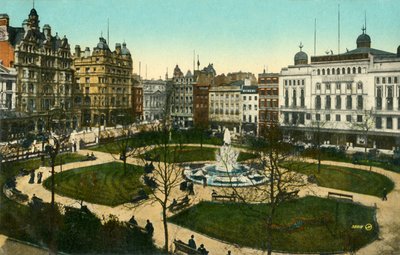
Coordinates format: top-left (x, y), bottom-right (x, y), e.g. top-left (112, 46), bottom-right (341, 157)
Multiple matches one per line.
top-left (322, 69), bottom-right (325, 75)
top-left (284, 113), bottom-right (289, 124)
top-left (336, 96), bottom-right (341, 109)
top-left (326, 114), bottom-right (331, 121)
top-left (306, 113), bottom-right (311, 120)
top-left (326, 96), bottom-right (331, 109)
top-left (316, 83), bottom-right (321, 90)
top-left (387, 86), bottom-right (393, 110)
top-left (398, 117), bottom-right (400, 129)
top-left (346, 96), bottom-right (352, 109)
top-left (357, 82), bottom-right (363, 90)
top-left (376, 117), bottom-right (382, 129)
top-left (358, 67), bottom-right (362, 74)
top-left (387, 117), bottom-right (393, 129)
top-left (376, 77), bottom-right (380, 84)
top-left (357, 95), bottom-right (363, 110)
top-left (346, 83), bottom-right (352, 90)
top-left (299, 113), bottom-right (305, 124)
top-left (336, 114), bottom-right (341, 121)
top-left (285, 90), bottom-right (289, 107)
top-left (317, 69), bottom-right (320, 75)
top-left (300, 89), bottom-right (305, 107)
top-left (327, 69), bottom-right (330, 75)
top-left (376, 87), bottom-right (382, 110)
top-left (292, 90), bottom-right (297, 107)
top-left (352, 67), bottom-right (356, 74)
top-left (315, 96), bottom-right (321, 110)
top-left (346, 115), bottom-right (352, 122)
top-left (316, 114), bottom-right (321, 121)
top-left (326, 83), bottom-right (331, 90)
top-left (357, 115), bottom-right (363, 122)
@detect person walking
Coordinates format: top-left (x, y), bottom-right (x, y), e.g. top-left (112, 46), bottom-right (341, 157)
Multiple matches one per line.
top-left (382, 188), bottom-right (388, 201)
top-left (145, 219), bottom-right (154, 235)
top-left (188, 234), bottom-right (196, 249)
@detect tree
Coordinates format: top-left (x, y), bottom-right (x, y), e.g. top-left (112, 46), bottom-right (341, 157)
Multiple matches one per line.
top-left (227, 125), bottom-right (308, 255)
top-left (351, 108), bottom-right (375, 154)
top-left (145, 83), bottom-right (183, 253)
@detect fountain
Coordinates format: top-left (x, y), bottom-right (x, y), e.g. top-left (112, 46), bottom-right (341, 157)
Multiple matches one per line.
top-left (184, 128), bottom-right (267, 187)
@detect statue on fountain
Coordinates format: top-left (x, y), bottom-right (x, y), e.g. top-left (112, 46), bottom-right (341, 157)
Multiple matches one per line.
top-left (223, 128), bottom-right (231, 145)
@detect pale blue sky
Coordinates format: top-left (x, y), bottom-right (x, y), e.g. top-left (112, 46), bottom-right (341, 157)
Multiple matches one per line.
top-left (2, 0), bottom-right (400, 79)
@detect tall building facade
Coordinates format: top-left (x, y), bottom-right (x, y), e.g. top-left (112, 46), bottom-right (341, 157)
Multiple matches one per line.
top-left (258, 72), bottom-right (279, 134)
top-left (0, 8), bottom-right (77, 132)
top-left (280, 29), bottom-right (400, 149)
top-left (241, 82), bottom-right (258, 135)
top-left (143, 79), bottom-right (166, 121)
top-left (73, 38), bottom-right (133, 127)
top-left (193, 64), bottom-right (216, 128)
top-left (171, 65), bottom-right (194, 128)
top-left (0, 64), bottom-right (16, 110)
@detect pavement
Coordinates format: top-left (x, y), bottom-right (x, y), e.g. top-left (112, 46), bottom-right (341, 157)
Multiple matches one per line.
top-left (9, 145), bottom-right (400, 255)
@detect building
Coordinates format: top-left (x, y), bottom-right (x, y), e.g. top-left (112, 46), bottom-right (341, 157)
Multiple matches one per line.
top-left (132, 74), bottom-right (143, 122)
top-left (193, 63), bottom-right (216, 128)
top-left (73, 38), bottom-right (133, 127)
top-left (280, 29), bottom-right (400, 149)
top-left (0, 64), bottom-right (16, 110)
top-left (0, 8), bottom-right (78, 132)
top-left (143, 79), bottom-right (167, 122)
top-left (258, 72), bottom-right (279, 134)
top-left (209, 81), bottom-right (242, 134)
top-left (170, 65), bottom-right (194, 128)
top-left (241, 81), bottom-right (258, 135)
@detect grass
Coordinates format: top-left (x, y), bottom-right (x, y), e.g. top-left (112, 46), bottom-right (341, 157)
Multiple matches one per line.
top-left (43, 162), bottom-right (148, 206)
top-left (0, 153), bottom-right (87, 241)
top-left (168, 196), bottom-right (378, 253)
top-left (90, 130), bottom-right (223, 154)
top-left (285, 162), bottom-right (394, 197)
top-left (145, 146), bottom-right (216, 163)
top-left (237, 152), bottom-right (258, 162)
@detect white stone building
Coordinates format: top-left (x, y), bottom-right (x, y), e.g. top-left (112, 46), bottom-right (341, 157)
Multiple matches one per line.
top-left (0, 64), bottom-right (16, 110)
top-left (171, 65), bottom-right (194, 128)
top-left (143, 79), bottom-right (166, 121)
top-left (241, 81), bottom-right (258, 135)
top-left (280, 29), bottom-right (400, 149)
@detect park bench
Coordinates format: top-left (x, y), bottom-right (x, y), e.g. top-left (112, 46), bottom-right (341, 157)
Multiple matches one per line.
top-left (328, 191), bottom-right (353, 201)
top-left (131, 189), bottom-right (149, 203)
top-left (169, 197), bottom-right (190, 212)
top-left (276, 190), bottom-right (300, 202)
top-left (173, 239), bottom-right (202, 255)
top-left (211, 193), bottom-right (237, 202)
top-left (126, 222), bottom-right (148, 234)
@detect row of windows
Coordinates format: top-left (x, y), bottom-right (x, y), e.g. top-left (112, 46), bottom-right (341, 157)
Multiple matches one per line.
top-left (259, 99), bottom-right (279, 108)
top-left (316, 81), bottom-right (363, 91)
top-left (284, 79), bottom-right (305, 86)
top-left (243, 104), bottom-right (258, 111)
top-left (315, 95), bottom-right (363, 110)
top-left (259, 88), bottom-right (279, 96)
top-left (316, 66), bottom-right (362, 76)
top-left (243, 96), bottom-right (258, 101)
top-left (243, 115), bottom-right (258, 123)
top-left (211, 109), bottom-right (240, 115)
top-left (376, 76), bottom-right (398, 84)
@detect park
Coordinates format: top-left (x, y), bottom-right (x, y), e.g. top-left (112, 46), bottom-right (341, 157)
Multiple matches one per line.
top-left (1, 126), bottom-right (399, 255)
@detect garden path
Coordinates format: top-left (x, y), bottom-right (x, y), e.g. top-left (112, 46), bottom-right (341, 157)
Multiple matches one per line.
top-left (14, 148), bottom-right (400, 255)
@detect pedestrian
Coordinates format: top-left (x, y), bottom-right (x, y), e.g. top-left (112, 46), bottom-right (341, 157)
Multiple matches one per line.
top-left (128, 215), bottom-right (138, 225)
top-left (382, 188), bottom-right (388, 201)
top-left (227, 251), bottom-right (232, 255)
top-left (188, 234), bottom-right (196, 249)
top-left (197, 244), bottom-right (208, 255)
top-left (188, 182), bottom-right (195, 195)
top-left (145, 219), bottom-right (154, 235)
top-left (203, 176), bottom-right (207, 187)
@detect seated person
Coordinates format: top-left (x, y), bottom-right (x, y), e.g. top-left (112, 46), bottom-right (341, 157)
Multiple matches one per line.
top-left (197, 244), bottom-right (209, 255)
top-left (128, 215), bottom-right (138, 225)
top-left (211, 189), bottom-right (217, 196)
top-left (182, 195), bottom-right (189, 204)
top-left (170, 198), bottom-right (177, 207)
top-left (90, 152), bottom-right (95, 159)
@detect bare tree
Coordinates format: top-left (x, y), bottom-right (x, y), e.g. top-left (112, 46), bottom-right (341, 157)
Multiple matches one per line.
top-left (228, 125), bottom-right (308, 255)
top-left (351, 108), bottom-right (375, 154)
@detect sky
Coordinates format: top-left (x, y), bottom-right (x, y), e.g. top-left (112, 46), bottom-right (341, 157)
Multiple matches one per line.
top-left (1, 0), bottom-right (400, 79)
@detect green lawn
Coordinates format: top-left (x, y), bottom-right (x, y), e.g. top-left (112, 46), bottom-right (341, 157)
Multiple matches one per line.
top-left (43, 162), bottom-right (148, 206)
top-left (145, 146), bottom-right (216, 163)
top-left (285, 162), bottom-right (394, 197)
top-left (168, 196), bottom-right (378, 253)
top-left (237, 152), bottom-right (258, 162)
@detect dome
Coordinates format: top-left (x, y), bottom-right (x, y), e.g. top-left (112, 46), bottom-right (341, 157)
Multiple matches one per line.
top-left (29, 8), bottom-right (38, 17)
top-left (121, 42), bottom-right (130, 55)
top-left (294, 51), bottom-right (308, 65)
top-left (96, 37), bottom-right (109, 50)
top-left (357, 33), bottom-right (371, 48)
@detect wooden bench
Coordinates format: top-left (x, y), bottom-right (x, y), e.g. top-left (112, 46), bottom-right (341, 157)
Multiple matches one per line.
top-left (276, 190), bottom-right (299, 202)
top-left (169, 198), bottom-right (190, 212)
top-left (212, 193), bottom-right (237, 202)
top-left (173, 239), bottom-right (202, 255)
top-left (126, 222), bottom-right (147, 234)
top-left (131, 189), bottom-right (149, 203)
top-left (328, 191), bottom-right (353, 201)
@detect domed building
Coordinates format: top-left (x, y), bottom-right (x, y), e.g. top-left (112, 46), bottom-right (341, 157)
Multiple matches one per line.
top-left (280, 26), bottom-right (400, 151)
top-left (294, 43), bottom-right (308, 65)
